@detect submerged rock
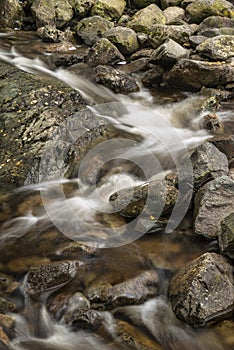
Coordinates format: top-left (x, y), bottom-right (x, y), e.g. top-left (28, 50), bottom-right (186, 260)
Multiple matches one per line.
top-left (0, 0), bottom-right (24, 29)
top-left (91, 0), bottom-right (126, 21)
top-left (194, 176), bottom-right (234, 239)
top-left (87, 38), bottom-right (125, 65)
top-left (197, 35), bottom-right (234, 61)
top-left (219, 212), bottom-right (234, 259)
top-left (94, 65), bottom-right (139, 93)
top-left (169, 252), bottom-right (234, 326)
top-left (105, 26), bottom-right (139, 55)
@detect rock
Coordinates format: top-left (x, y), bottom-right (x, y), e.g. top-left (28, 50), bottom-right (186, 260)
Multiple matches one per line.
top-left (197, 35), bottom-right (234, 61)
top-left (0, 326), bottom-right (10, 349)
top-left (76, 15), bottom-right (114, 46)
top-left (31, 0), bottom-right (73, 28)
top-left (149, 24), bottom-right (197, 48)
top-left (130, 48), bottom-right (154, 60)
top-left (36, 25), bottom-right (74, 43)
top-left (128, 4), bottom-right (166, 34)
top-left (105, 26), bottom-right (139, 55)
top-left (169, 252), bottom-right (234, 326)
top-left (189, 35), bottom-right (207, 47)
top-left (132, 0), bottom-right (161, 8)
top-left (198, 27), bottom-right (234, 38)
top-left (116, 320), bottom-right (162, 350)
top-left (151, 39), bottom-right (189, 67)
top-left (161, 0), bottom-right (182, 9)
top-left (87, 37), bottom-right (125, 65)
top-left (71, 0), bottom-right (94, 18)
top-left (0, 298), bottom-right (17, 314)
top-left (198, 16), bottom-right (234, 33)
top-left (214, 320), bottom-right (234, 349)
top-left (63, 308), bottom-right (102, 330)
top-left (109, 176), bottom-right (178, 218)
top-left (141, 67), bottom-right (163, 87)
top-left (163, 6), bottom-right (185, 23)
top-left (0, 314), bottom-right (15, 330)
top-left (119, 58), bottom-right (150, 74)
top-left (94, 65), bottom-right (139, 94)
top-left (0, 0), bottom-right (24, 29)
top-left (191, 142), bottom-right (229, 189)
top-left (219, 212), bottom-right (234, 259)
top-left (185, 0), bottom-right (234, 24)
top-left (194, 176), bottom-right (234, 239)
top-left (56, 242), bottom-right (99, 259)
top-left (91, 0), bottom-right (126, 21)
top-left (26, 261), bottom-right (81, 296)
top-left (85, 270), bottom-right (159, 310)
top-left (212, 135), bottom-right (234, 161)
top-left (163, 59), bottom-right (234, 91)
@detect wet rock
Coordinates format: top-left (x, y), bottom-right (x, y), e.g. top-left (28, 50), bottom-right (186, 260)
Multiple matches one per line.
top-left (76, 15), bottom-right (114, 46)
top-left (169, 252), bottom-right (234, 326)
top-left (26, 261), bottom-right (81, 296)
top-left (91, 0), bottom-right (126, 21)
top-left (116, 320), bottom-right (162, 350)
top-left (141, 67), bottom-right (164, 87)
top-left (161, 0), bottom-right (182, 9)
top-left (56, 242), bottom-right (99, 259)
top-left (128, 4), bottom-right (166, 34)
top-left (105, 26), bottom-right (139, 55)
top-left (219, 212), bottom-right (234, 259)
top-left (94, 65), bottom-right (139, 94)
top-left (0, 0), bottom-right (24, 29)
top-left (63, 304), bottom-right (102, 331)
top-left (149, 24), bottom-right (197, 48)
top-left (119, 58), bottom-right (150, 74)
top-left (71, 0), bottom-right (94, 18)
top-left (0, 314), bottom-right (15, 330)
top-left (214, 320), bottom-right (234, 349)
top-left (109, 176), bottom-right (178, 218)
top-left (36, 25), bottom-right (74, 43)
top-left (31, 0), bottom-right (73, 28)
top-left (191, 142), bottom-right (229, 189)
top-left (130, 48), bottom-right (154, 60)
top-left (163, 59), bottom-right (234, 91)
top-left (151, 39), bottom-right (189, 68)
top-left (0, 326), bottom-right (10, 349)
top-left (212, 135), bottom-right (234, 162)
top-left (197, 35), bottom-right (234, 61)
top-left (85, 270), bottom-right (159, 310)
top-left (194, 176), bottom-right (234, 239)
top-left (185, 0), bottom-right (234, 24)
top-left (87, 38), bottom-right (125, 65)
top-left (163, 6), bottom-right (185, 23)
top-left (0, 298), bottom-right (16, 314)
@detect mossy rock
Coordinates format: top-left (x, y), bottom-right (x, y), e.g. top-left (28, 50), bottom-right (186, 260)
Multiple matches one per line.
top-left (91, 0), bottom-right (126, 21)
top-left (105, 26), bottom-right (139, 55)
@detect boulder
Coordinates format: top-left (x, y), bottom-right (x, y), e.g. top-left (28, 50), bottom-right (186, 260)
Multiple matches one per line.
top-left (128, 4), bottom-right (166, 34)
top-left (163, 6), bottom-right (185, 24)
top-left (163, 59), bottom-right (234, 91)
top-left (87, 38), bottom-right (125, 65)
top-left (197, 35), bottom-right (234, 61)
top-left (91, 0), bottom-right (126, 21)
top-left (198, 16), bottom-right (234, 33)
top-left (219, 212), bottom-right (234, 259)
top-left (212, 135), bottom-right (234, 161)
top-left (194, 176), bottom-right (234, 239)
top-left (119, 57), bottom-right (150, 74)
top-left (94, 65), bottom-right (140, 94)
top-left (185, 0), bottom-right (234, 24)
top-left (76, 15), bottom-right (114, 46)
top-left (31, 0), bottom-right (73, 28)
top-left (105, 26), bottom-right (139, 55)
top-left (191, 142), bottom-right (229, 189)
top-left (0, 0), bottom-right (24, 29)
top-left (169, 252), bottom-right (234, 326)
top-left (161, 0), bottom-right (182, 9)
top-left (0, 298), bottom-right (17, 314)
top-left (151, 39), bottom-right (189, 67)
top-left (36, 25), bottom-right (74, 43)
top-left (70, 0), bottom-right (94, 18)
top-left (198, 27), bottom-right (234, 38)
top-left (141, 67), bottom-right (164, 87)
top-left (149, 24), bottom-right (197, 48)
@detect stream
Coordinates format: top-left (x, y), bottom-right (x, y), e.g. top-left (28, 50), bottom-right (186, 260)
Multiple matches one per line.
top-left (0, 31), bottom-right (233, 350)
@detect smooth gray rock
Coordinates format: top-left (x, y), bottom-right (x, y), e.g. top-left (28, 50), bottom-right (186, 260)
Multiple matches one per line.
top-left (169, 252), bottom-right (234, 326)
top-left (194, 176), bottom-right (234, 239)
top-left (219, 212), bottom-right (234, 259)
top-left (151, 38), bottom-right (189, 67)
top-left (163, 6), bottom-right (185, 23)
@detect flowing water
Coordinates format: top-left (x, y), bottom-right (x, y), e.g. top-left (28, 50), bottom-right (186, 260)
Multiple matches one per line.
top-left (0, 31), bottom-right (233, 349)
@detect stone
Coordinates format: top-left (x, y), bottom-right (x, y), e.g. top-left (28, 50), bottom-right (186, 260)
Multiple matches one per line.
top-left (105, 26), bottom-right (139, 55)
top-left (194, 176), bottom-right (234, 239)
top-left (0, 298), bottom-right (17, 314)
top-left (163, 59), bottom-right (234, 91)
top-left (91, 0), bottom-right (126, 21)
top-left (119, 58), bottom-right (150, 74)
top-left (141, 67), bottom-right (163, 87)
top-left (76, 15), bottom-right (114, 46)
top-left (36, 25), bottom-right (74, 43)
top-left (26, 261), bottom-right (81, 296)
top-left (169, 252), bottom-right (234, 326)
top-left (151, 39), bottom-right (189, 67)
top-left (198, 27), bottom-right (234, 38)
top-left (185, 0), bottom-right (234, 24)
top-left (132, 0), bottom-right (161, 8)
top-left (94, 65), bottom-right (139, 94)
top-left (197, 35), bottom-right (234, 61)
top-left (0, 326), bottom-right (10, 349)
top-left (219, 212), bottom-right (234, 259)
top-left (214, 320), bottom-right (234, 349)
top-left (149, 24), bottom-right (197, 48)
top-left (85, 270), bottom-right (159, 310)
top-left (63, 308), bottom-right (102, 330)
top-left (56, 242), bottom-right (99, 259)
top-left (198, 16), bottom-right (234, 33)
top-left (128, 4), bottom-right (166, 34)
top-left (31, 0), bottom-right (73, 28)
top-left (161, 0), bottom-right (182, 9)
top-left (87, 38), bottom-right (125, 65)
top-left (212, 135), bottom-right (234, 161)
top-left (0, 0), bottom-right (24, 29)
top-left (70, 0), bottom-right (94, 18)
top-left (163, 6), bottom-right (185, 24)
top-left (191, 142), bottom-right (229, 189)
top-left (109, 176), bottom-right (178, 218)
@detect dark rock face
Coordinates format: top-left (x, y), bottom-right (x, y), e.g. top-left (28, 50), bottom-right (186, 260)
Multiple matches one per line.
top-left (94, 65), bottom-right (140, 93)
top-left (85, 270), bottom-right (159, 310)
top-left (0, 0), bottom-right (24, 29)
top-left (194, 176), bottom-right (234, 239)
top-left (0, 298), bottom-right (17, 314)
top-left (219, 212), bottom-right (234, 259)
top-left (169, 252), bottom-right (234, 326)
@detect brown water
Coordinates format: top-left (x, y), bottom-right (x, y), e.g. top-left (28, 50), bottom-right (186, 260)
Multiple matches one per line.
top-left (0, 32), bottom-right (233, 350)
